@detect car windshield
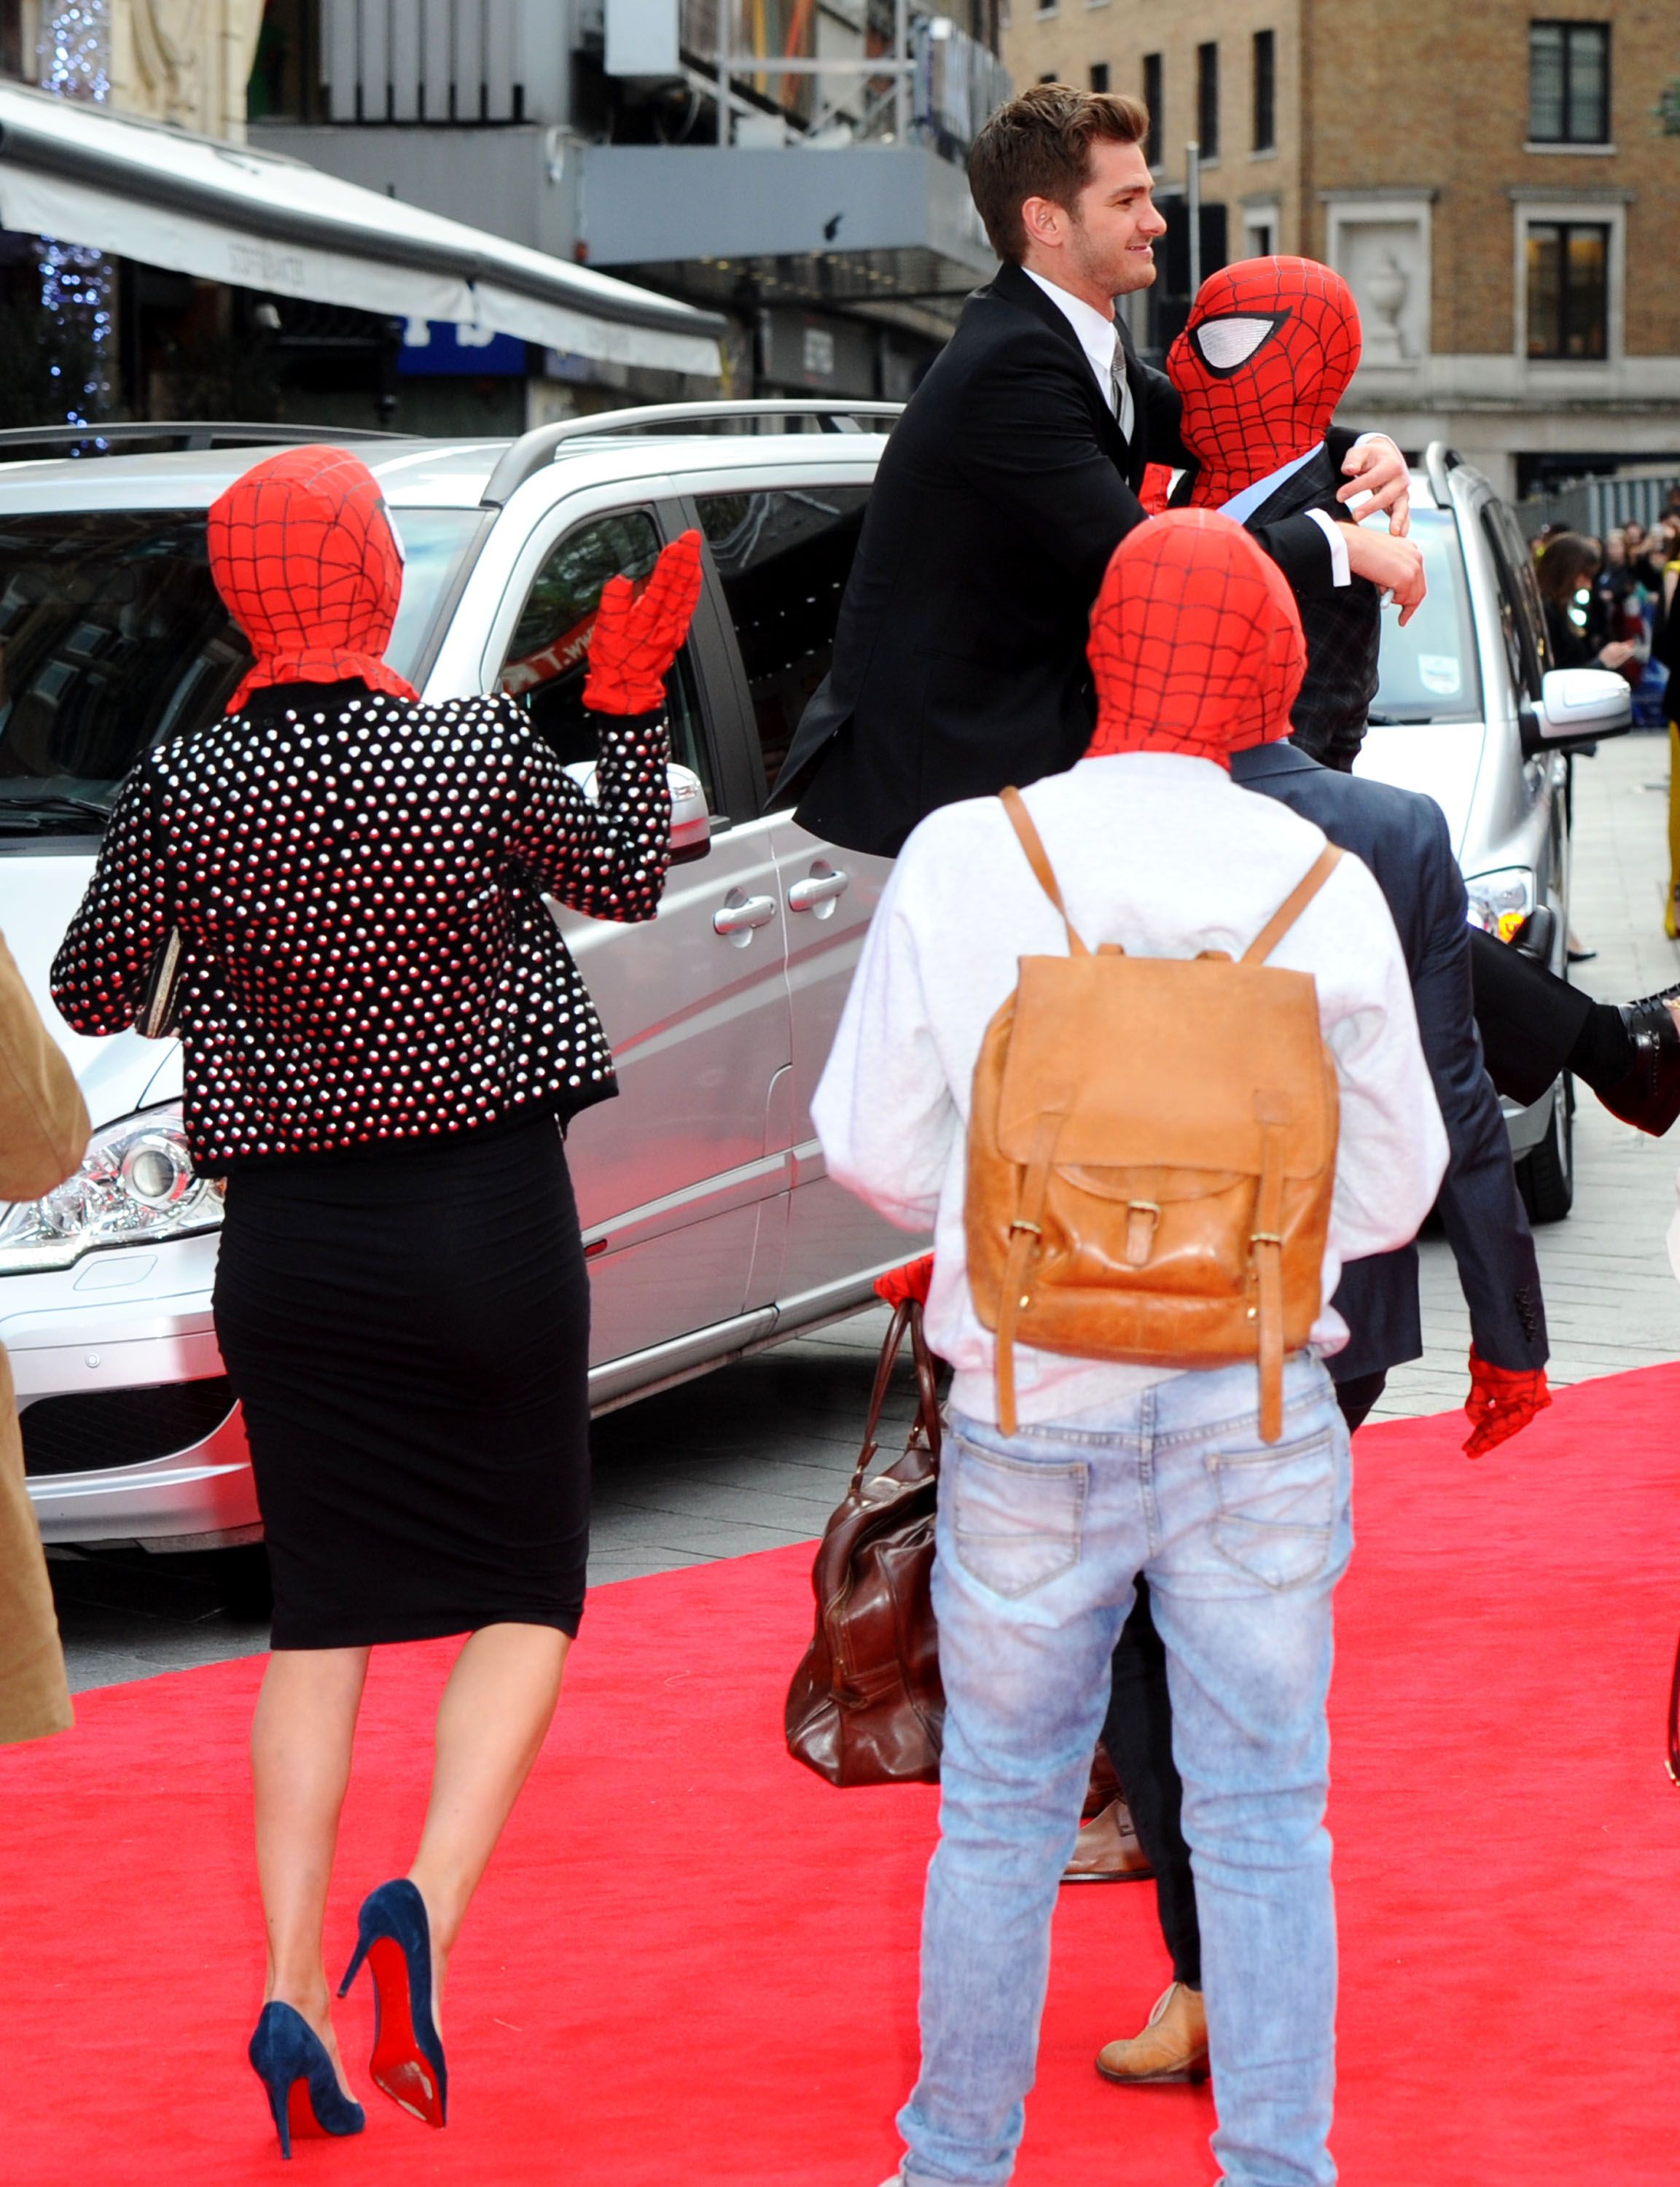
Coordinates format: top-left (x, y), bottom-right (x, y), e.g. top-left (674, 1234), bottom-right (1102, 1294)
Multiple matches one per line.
top-left (0, 504), bottom-right (480, 835)
top-left (1370, 507), bottom-right (1482, 725)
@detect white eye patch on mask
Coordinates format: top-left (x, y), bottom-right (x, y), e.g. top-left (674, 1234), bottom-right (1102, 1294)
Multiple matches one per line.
top-left (1190, 313), bottom-right (1286, 374)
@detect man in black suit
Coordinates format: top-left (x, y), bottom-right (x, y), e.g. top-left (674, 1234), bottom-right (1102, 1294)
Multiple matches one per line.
top-left (776, 83), bottom-right (1422, 857)
top-left (1090, 737), bottom-right (1552, 2089)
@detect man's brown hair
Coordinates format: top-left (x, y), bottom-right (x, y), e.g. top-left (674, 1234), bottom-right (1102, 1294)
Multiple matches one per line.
top-left (968, 83), bottom-right (1149, 265)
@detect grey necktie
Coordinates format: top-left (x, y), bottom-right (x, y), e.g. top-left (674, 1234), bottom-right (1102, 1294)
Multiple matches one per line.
top-left (1110, 330), bottom-right (1136, 447)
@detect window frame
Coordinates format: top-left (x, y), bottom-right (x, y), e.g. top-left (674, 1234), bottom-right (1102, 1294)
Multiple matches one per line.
top-left (1142, 52), bottom-right (1163, 167)
top-left (1196, 40), bottom-right (1220, 161)
top-left (1512, 195), bottom-right (1622, 368)
top-left (1251, 29), bottom-right (1276, 155)
top-left (1527, 19), bottom-right (1611, 147)
top-left (673, 461), bottom-right (878, 816)
top-left (473, 488), bottom-right (751, 826)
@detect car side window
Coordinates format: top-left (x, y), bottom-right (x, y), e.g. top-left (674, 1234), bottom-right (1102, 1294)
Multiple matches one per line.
top-left (496, 507), bottom-right (716, 807)
top-left (695, 485), bottom-right (870, 796)
top-left (1480, 501), bottom-right (1547, 698)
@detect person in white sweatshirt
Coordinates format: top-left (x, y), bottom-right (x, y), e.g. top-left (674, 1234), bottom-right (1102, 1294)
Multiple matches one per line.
top-left (814, 508), bottom-right (1447, 2187)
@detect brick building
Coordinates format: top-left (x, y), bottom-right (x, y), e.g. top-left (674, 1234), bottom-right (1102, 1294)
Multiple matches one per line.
top-left (1004, 0), bottom-right (1680, 495)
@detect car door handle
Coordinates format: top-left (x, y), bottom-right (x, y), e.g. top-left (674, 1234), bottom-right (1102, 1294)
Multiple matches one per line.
top-left (714, 892), bottom-right (778, 935)
top-left (787, 866), bottom-right (850, 913)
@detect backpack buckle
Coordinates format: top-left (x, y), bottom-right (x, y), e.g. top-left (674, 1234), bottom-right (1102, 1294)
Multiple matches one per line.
top-left (1125, 1201), bottom-right (1160, 1267)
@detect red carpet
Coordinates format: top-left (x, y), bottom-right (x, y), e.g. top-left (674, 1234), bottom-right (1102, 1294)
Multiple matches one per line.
top-left (6, 1363), bottom-right (1680, 2186)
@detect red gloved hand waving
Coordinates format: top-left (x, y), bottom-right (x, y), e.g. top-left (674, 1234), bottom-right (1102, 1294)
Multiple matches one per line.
top-left (1463, 1346), bottom-right (1552, 1458)
top-left (582, 527), bottom-right (705, 716)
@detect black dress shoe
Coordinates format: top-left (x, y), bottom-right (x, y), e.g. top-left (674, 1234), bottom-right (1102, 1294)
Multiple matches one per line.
top-left (1600, 991), bottom-right (1680, 1136)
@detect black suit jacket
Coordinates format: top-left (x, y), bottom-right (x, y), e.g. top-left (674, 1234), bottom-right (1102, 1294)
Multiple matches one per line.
top-left (783, 263), bottom-right (1340, 857)
top-left (1230, 741), bottom-right (1548, 1384)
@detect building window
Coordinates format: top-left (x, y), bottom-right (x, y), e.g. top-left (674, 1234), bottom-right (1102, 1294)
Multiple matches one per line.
top-left (1252, 30), bottom-right (1276, 152)
top-left (1525, 220), bottom-right (1609, 357)
top-left (1528, 21), bottom-right (1611, 144)
top-left (1143, 52), bottom-right (1163, 165)
top-left (1197, 42), bottom-right (1220, 159)
top-left (1090, 62), bottom-right (1110, 93)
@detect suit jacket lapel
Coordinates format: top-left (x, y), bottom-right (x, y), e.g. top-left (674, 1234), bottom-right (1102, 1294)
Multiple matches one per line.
top-left (1242, 445), bottom-right (1339, 526)
top-left (989, 262), bottom-right (1130, 472)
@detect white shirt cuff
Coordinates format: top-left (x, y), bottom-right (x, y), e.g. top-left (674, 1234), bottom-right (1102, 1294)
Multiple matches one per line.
top-left (1306, 505), bottom-right (1351, 588)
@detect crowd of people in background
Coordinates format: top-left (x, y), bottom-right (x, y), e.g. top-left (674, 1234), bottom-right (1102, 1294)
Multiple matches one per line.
top-left (1533, 506), bottom-right (1680, 721)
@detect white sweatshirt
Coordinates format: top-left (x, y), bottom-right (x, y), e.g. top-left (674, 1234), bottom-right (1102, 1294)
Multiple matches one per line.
top-left (812, 752), bottom-right (1450, 1427)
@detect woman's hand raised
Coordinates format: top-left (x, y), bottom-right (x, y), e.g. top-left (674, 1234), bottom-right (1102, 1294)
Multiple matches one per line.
top-left (582, 529), bottom-right (706, 716)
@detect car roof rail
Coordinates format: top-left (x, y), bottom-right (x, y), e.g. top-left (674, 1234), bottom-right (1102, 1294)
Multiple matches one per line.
top-left (1424, 440), bottom-right (1466, 507)
top-left (0, 421), bottom-right (415, 464)
top-left (480, 399), bottom-right (905, 508)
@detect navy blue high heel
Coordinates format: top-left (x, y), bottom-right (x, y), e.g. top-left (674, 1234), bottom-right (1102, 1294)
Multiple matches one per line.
top-left (338, 1879), bottom-right (448, 2128)
top-left (248, 1999), bottom-right (366, 2159)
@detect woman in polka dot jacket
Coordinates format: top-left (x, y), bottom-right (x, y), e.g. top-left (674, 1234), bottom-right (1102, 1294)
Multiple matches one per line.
top-left (50, 447), bottom-right (706, 2151)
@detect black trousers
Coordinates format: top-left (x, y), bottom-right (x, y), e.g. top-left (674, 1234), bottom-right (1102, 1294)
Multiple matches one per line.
top-left (1102, 1373), bottom-right (1385, 1991)
top-left (1468, 927), bottom-right (1594, 1109)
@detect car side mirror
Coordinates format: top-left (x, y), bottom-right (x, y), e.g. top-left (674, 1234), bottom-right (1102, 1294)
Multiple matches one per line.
top-left (667, 763), bottom-right (711, 865)
top-left (562, 758), bottom-right (712, 864)
top-left (1520, 666), bottom-right (1632, 756)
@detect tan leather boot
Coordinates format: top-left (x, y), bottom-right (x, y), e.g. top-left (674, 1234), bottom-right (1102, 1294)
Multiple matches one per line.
top-left (1095, 1982), bottom-right (1209, 2085)
top-left (1062, 1797), bottom-right (1154, 1882)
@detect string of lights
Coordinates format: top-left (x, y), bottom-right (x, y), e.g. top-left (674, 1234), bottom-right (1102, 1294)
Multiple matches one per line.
top-left (38, 1), bottom-right (113, 430)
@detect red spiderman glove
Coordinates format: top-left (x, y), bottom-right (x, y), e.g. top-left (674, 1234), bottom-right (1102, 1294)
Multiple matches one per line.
top-left (875, 1255), bottom-right (934, 1309)
top-left (1138, 461), bottom-right (1176, 517)
top-left (582, 527), bottom-right (705, 716)
top-left (1463, 1346), bottom-right (1552, 1459)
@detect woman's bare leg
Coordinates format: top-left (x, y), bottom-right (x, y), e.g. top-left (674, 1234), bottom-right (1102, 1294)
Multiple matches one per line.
top-left (251, 1645), bottom-right (371, 2094)
top-left (407, 1621), bottom-right (570, 2020)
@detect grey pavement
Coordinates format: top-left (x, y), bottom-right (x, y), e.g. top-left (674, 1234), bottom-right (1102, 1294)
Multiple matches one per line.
top-left (46, 729), bottom-right (1680, 1692)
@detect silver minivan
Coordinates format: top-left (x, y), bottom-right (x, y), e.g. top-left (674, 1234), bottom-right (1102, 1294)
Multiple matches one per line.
top-left (0, 412), bottom-right (1625, 1554)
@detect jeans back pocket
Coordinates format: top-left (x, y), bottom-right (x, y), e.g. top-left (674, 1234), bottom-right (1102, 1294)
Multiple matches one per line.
top-left (950, 1435), bottom-right (1086, 1600)
top-left (1209, 1427), bottom-right (1337, 1591)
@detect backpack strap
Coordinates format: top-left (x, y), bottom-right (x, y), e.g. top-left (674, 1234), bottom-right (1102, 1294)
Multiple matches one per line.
top-left (1000, 788), bottom-right (1090, 958)
top-left (1241, 843), bottom-right (1343, 964)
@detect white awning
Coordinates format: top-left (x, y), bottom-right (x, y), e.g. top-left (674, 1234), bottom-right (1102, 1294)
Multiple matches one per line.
top-left (0, 84), bottom-right (724, 379)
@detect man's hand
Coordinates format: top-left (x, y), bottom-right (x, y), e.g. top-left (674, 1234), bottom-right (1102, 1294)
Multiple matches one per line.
top-left (1338, 437), bottom-right (1410, 537)
top-left (1463, 1346), bottom-right (1552, 1458)
top-left (1344, 526), bottom-right (1427, 625)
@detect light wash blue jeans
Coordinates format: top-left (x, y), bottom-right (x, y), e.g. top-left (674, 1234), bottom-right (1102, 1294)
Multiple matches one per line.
top-left (896, 1353), bottom-right (1352, 2187)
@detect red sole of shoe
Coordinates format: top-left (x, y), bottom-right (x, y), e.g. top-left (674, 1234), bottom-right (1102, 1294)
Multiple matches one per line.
top-left (286, 2075), bottom-right (329, 2142)
top-left (367, 1935), bottom-right (445, 2128)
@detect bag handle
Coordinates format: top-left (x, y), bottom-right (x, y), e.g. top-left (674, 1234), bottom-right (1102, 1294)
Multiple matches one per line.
top-left (1243, 843), bottom-right (1343, 964)
top-left (849, 1298), bottom-right (942, 1497)
top-left (1000, 788), bottom-right (1090, 958)
top-left (1668, 1626), bottom-right (1680, 1787)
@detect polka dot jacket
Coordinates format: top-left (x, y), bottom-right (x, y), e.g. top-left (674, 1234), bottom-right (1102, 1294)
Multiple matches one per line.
top-left (50, 684), bottom-right (671, 1172)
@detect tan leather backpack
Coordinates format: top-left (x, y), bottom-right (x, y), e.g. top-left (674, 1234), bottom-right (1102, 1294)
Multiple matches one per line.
top-left (966, 788), bottom-right (1343, 1442)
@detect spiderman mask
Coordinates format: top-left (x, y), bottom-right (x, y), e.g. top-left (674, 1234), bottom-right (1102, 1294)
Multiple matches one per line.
top-left (1168, 257), bottom-right (1363, 504)
top-left (208, 445), bottom-right (420, 714)
top-left (1085, 508), bottom-right (1306, 766)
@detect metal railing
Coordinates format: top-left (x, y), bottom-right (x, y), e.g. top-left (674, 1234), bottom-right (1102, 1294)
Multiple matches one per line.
top-left (0, 421), bottom-right (412, 464)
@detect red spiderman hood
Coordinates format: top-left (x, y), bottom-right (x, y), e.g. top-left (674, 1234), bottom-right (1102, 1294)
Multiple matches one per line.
top-left (207, 445), bottom-right (420, 713)
top-left (1085, 509), bottom-right (1306, 765)
top-left (1168, 256), bottom-right (1362, 504)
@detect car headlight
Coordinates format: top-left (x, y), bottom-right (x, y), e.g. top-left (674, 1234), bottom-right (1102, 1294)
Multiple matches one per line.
top-left (0, 1099), bottom-right (224, 1274)
top-left (1464, 867), bottom-right (1536, 946)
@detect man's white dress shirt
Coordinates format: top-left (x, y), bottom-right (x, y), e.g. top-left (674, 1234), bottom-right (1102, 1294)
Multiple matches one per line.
top-left (813, 753), bottom-right (1447, 1427)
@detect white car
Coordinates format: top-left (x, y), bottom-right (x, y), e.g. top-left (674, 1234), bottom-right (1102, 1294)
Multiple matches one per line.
top-left (0, 412), bottom-right (1625, 1557)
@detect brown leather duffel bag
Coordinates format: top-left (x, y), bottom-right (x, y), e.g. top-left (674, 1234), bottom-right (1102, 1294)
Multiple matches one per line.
top-left (786, 1298), bottom-right (945, 1786)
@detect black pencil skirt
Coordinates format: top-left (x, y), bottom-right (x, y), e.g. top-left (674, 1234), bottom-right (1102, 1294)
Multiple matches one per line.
top-left (213, 1113), bottom-right (590, 1650)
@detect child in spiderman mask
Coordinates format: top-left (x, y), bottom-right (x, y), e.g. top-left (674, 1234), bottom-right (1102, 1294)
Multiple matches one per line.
top-left (1167, 254), bottom-right (1413, 773)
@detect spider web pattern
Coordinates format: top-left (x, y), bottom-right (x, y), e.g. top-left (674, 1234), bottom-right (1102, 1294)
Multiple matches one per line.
top-left (1086, 508), bottom-right (1307, 763)
top-left (1167, 257), bottom-right (1363, 503)
top-left (208, 446), bottom-right (421, 714)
